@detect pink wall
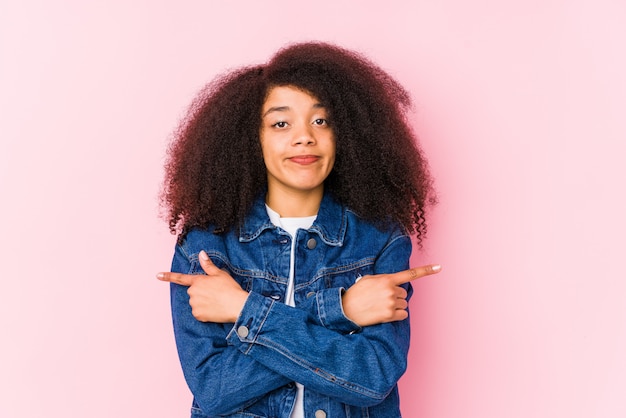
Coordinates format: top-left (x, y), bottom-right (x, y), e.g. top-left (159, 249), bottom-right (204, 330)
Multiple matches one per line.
top-left (1, 1), bottom-right (625, 417)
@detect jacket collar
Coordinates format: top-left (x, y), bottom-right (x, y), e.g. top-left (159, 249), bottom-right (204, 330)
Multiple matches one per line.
top-left (239, 192), bottom-right (346, 247)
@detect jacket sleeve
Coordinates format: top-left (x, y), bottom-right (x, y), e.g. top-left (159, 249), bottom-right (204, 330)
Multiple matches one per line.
top-left (297, 285), bottom-right (362, 333)
top-left (170, 244), bottom-right (292, 416)
top-left (225, 233), bottom-right (413, 407)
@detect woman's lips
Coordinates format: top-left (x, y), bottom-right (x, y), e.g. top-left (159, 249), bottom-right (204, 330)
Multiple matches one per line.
top-left (289, 155), bottom-right (320, 165)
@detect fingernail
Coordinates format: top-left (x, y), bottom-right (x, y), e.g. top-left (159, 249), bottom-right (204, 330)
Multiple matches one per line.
top-left (199, 250), bottom-right (209, 260)
top-left (432, 265), bottom-right (442, 272)
top-left (156, 273), bottom-right (165, 280)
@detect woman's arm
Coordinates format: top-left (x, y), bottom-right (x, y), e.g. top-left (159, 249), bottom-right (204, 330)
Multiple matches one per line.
top-left (167, 245), bottom-right (292, 416)
top-left (158, 237), bottom-right (436, 406)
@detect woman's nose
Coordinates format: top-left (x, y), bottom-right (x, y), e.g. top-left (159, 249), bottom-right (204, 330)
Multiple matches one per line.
top-left (292, 124), bottom-right (316, 146)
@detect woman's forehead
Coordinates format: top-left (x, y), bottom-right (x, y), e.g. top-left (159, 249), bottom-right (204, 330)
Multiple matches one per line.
top-left (262, 86), bottom-right (324, 114)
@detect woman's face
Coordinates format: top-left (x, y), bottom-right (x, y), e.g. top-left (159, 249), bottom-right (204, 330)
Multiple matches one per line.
top-left (260, 85), bottom-right (336, 200)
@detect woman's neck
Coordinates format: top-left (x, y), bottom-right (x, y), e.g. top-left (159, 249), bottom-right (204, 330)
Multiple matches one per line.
top-left (265, 187), bottom-right (323, 217)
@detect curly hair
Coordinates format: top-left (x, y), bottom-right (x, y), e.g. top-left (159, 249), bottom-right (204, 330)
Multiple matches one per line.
top-left (162, 42), bottom-right (436, 242)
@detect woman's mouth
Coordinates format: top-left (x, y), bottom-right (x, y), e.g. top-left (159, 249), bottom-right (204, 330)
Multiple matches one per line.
top-left (289, 155), bottom-right (320, 165)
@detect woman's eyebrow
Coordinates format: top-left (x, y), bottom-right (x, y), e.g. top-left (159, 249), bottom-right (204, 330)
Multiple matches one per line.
top-left (262, 106), bottom-right (290, 118)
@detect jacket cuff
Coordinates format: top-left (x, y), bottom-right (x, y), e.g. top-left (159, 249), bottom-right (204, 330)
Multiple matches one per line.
top-left (315, 287), bottom-right (361, 333)
top-left (227, 291), bottom-right (274, 353)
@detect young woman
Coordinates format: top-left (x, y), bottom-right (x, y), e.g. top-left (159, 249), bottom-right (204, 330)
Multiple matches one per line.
top-left (158, 42), bottom-right (440, 418)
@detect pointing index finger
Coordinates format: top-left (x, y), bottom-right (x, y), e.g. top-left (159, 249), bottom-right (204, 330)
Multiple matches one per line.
top-left (392, 264), bottom-right (442, 285)
top-left (157, 272), bottom-right (194, 287)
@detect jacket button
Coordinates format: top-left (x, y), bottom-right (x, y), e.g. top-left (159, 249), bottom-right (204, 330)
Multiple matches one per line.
top-left (306, 238), bottom-right (317, 249)
top-left (237, 325), bottom-right (249, 338)
top-left (315, 410), bottom-right (326, 418)
top-left (306, 291), bottom-right (315, 298)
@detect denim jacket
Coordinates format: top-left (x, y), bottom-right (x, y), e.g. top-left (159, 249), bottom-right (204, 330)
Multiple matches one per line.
top-left (170, 193), bottom-right (413, 417)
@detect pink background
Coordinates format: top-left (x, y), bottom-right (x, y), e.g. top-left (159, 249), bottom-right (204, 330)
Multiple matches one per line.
top-left (1, 1), bottom-right (625, 417)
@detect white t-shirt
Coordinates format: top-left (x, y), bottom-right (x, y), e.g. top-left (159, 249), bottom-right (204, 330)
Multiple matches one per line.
top-left (266, 205), bottom-right (316, 418)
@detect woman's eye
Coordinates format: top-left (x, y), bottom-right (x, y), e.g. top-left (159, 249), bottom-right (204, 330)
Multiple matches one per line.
top-left (313, 118), bottom-right (328, 126)
top-left (272, 121), bottom-right (288, 128)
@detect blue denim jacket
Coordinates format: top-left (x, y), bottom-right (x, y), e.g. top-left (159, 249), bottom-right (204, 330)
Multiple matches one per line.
top-left (170, 193), bottom-right (413, 417)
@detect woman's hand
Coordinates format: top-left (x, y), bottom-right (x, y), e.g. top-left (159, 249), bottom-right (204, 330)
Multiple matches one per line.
top-left (157, 251), bottom-right (249, 323)
top-left (342, 264), bottom-right (441, 327)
